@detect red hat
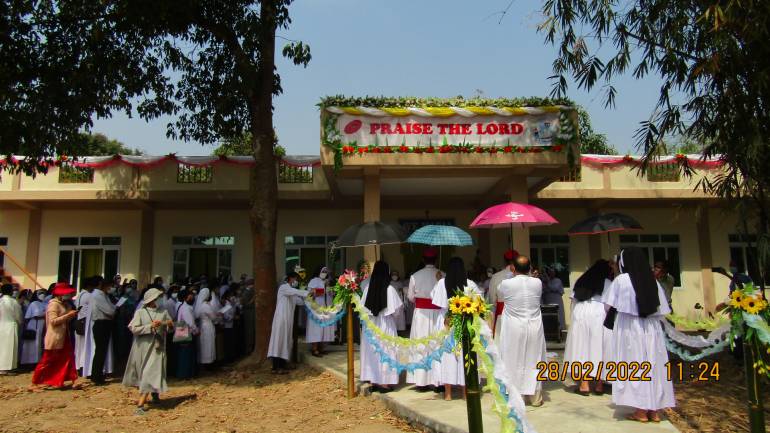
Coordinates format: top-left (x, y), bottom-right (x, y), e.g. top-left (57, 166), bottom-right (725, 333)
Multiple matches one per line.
top-left (422, 247), bottom-right (438, 258)
top-left (51, 282), bottom-right (76, 297)
top-left (503, 249), bottom-right (520, 261)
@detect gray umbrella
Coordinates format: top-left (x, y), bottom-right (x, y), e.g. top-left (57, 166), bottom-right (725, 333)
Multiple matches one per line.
top-left (336, 222), bottom-right (407, 248)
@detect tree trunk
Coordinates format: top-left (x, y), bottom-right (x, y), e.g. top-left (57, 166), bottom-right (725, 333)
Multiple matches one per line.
top-left (247, 0), bottom-right (279, 363)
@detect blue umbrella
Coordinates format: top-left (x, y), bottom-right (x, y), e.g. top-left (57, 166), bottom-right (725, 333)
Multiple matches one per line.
top-left (407, 225), bottom-right (474, 246)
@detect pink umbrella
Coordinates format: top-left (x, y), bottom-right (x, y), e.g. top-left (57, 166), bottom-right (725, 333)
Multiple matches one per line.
top-left (470, 202), bottom-right (558, 229)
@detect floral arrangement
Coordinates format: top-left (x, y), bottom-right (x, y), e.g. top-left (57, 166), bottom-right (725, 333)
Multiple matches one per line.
top-left (332, 269), bottom-right (361, 305)
top-left (447, 289), bottom-right (491, 356)
top-left (726, 283), bottom-right (770, 377)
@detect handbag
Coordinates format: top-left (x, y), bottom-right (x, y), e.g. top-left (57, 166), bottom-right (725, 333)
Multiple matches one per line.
top-left (22, 327), bottom-right (37, 340)
top-left (603, 307), bottom-right (617, 330)
top-left (74, 317), bottom-right (86, 336)
top-left (173, 322), bottom-right (192, 343)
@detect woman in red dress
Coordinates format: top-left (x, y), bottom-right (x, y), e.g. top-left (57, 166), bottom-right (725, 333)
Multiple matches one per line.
top-left (30, 283), bottom-right (79, 390)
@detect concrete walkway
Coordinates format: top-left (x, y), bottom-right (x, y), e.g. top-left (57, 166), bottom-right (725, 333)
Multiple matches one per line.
top-left (303, 344), bottom-right (678, 433)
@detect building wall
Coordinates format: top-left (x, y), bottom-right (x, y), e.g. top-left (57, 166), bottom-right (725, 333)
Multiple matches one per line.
top-left (35, 210), bottom-right (142, 286)
top-left (21, 165), bottom-right (135, 191)
top-left (0, 209), bottom-right (31, 278)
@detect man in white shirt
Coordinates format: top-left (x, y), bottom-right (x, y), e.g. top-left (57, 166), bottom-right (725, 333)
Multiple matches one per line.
top-left (406, 248), bottom-right (443, 388)
top-left (497, 255), bottom-right (546, 406)
top-left (488, 249), bottom-right (518, 336)
top-left (90, 279), bottom-right (116, 385)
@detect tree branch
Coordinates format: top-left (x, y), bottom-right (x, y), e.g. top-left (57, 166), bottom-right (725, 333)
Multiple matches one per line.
top-left (620, 28), bottom-right (700, 62)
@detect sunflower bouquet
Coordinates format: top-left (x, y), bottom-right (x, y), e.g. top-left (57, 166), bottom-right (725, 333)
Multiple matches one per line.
top-left (447, 289), bottom-right (491, 349)
top-left (727, 282), bottom-right (770, 377)
top-left (332, 269), bottom-right (361, 305)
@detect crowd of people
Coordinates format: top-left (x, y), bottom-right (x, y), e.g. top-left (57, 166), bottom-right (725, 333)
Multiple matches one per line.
top-left (263, 245), bottom-right (677, 423)
top-left (0, 273), bottom-right (257, 414)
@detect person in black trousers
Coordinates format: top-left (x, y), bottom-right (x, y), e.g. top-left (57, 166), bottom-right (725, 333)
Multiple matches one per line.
top-left (90, 280), bottom-right (116, 385)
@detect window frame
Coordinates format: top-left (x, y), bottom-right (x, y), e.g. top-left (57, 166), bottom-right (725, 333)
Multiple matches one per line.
top-left (620, 233), bottom-right (682, 287)
top-left (530, 234), bottom-right (571, 287)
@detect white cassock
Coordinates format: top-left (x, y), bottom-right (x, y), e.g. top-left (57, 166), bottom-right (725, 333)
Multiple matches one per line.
top-left (431, 279), bottom-right (481, 386)
top-left (21, 300), bottom-right (46, 365)
top-left (488, 268), bottom-right (513, 337)
top-left (406, 265), bottom-right (443, 386)
top-left (267, 284), bottom-right (309, 361)
top-left (543, 277), bottom-right (566, 330)
top-left (79, 292), bottom-right (115, 377)
top-left (391, 280), bottom-right (406, 331)
top-left (195, 288), bottom-right (217, 364)
top-left (497, 275), bottom-right (546, 396)
top-left (306, 277), bottom-right (335, 343)
top-left (360, 280), bottom-right (403, 385)
top-left (75, 291), bottom-right (92, 370)
top-left (563, 279), bottom-right (613, 380)
top-left (0, 295), bottom-right (22, 371)
top-left (602, 274), bottom-right (675, 410)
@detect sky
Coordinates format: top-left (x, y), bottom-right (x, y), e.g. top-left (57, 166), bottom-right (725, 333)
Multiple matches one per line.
top-left (91, 0), bottom-right (664, 156)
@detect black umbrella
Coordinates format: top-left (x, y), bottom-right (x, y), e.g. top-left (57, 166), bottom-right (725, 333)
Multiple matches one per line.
top-left (567, 213), bottom-right (642, 235)
top-left (336, 221), bottom-right (407, 248)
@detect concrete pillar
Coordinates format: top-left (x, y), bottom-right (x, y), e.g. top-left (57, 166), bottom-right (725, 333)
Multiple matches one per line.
top-left (509, 178), bottom-right (530, 257)
top-left (23, 209), bottom-right (41, 288)
top-left (696, 205), bottom-right (716, 313)
top-left (138, 209), bottom-right (155, 287)
top-left (363, 169), bottom-right (380, 264)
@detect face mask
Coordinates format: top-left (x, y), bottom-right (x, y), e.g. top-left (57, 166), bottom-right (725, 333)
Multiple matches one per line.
top-left (487, 271), bottom-right (494, 278)
top-left (37, 293), bottom-right (45, 301)
top-left (290, 280), bottom-right (299, 288)
top-left (730, 267), bottom-right (739, 274)
top-left (171, 292), bottom-right (178, 300)
top-left (319, 272), bottom-right (328, 280)
top-left (391, 275), bottom-right (398, 281)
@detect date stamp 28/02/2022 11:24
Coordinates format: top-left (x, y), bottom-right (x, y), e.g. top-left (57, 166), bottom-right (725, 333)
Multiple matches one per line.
top-left (536, 361), bottom-right (721, 382)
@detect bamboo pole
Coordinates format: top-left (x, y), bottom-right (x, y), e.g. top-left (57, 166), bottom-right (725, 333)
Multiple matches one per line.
top-left (346, 302), bottom-right (356, 398)
top-left (743, 338), bottom-right (766, 433)
top-left (0, 246), bottom-right (45, 289)
top-left (462, 317), bottom-right (484, 433)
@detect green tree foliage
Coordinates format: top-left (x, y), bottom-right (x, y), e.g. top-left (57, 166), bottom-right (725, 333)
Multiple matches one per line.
top-left (540, 0), bottom-right (770, 284)
top-left (577, 108), bottom-right (617, 155)
top-left (76, 133), bottom-right (142, 156)
top-left (1, 1), bottom-right (311, 358)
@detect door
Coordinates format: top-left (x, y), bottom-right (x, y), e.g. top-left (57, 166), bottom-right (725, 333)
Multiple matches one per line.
top-left (300, 247), bottom-right (327, 282)
top-left (79, 249), bottom-right (103, 288)
top-left (189, 248), bottom-right (217, 280)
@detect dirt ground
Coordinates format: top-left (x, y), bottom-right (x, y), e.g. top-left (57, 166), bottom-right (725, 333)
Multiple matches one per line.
top-left (0, 364), bottom-right (420, 433)
top-left (667, 351), bottom-right (770, 433)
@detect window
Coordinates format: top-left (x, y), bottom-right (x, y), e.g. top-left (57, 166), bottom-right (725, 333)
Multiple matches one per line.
top-left (284, 235), bottom-right (344, 277)
top-left (620, 234), bottom-right (681, 286)
top-left (177, 164), bottom-right (213, 183)
top-left (57, 237), bottom-right (121, 289)
top-left (0, 237), bottom-right (7, 268)
top-left (58, 164), bottom-right (94, 183)
top-left (278, 161), bottom-right (313, 183)
top-left (729, 234), bottom-right (767, 287)
top-left (530, 234), bottom-right (570, 287)
top-left (559, 164), bottom-right (582, 182)
top-left (646, 163), bottom-right (680, 182)
top-left (171, 235), bottom-right (235, 283)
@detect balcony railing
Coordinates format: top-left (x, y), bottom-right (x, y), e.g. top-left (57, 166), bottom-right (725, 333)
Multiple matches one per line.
top-left (278, 161), bottom-right (313, 183)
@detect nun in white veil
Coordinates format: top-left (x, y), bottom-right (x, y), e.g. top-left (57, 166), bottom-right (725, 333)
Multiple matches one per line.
top-left (194, 288), bottom-right (218, 366)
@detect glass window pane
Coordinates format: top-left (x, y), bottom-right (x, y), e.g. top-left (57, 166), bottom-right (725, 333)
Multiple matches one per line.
top-left (640, 235), bottom-right (659, 243)
top-left (57, 250), bottom-right (73, 284)
top-left (193, 236), bottom-right (215, 246)
top-left (660, 234), bottom-right (679, 243)
top-left (529, 248), bottom-right (539, 268)
top-left (214, 236), bottom-right (234, 246)
top-left (0, 237), bottom-right (7, 246)
top-left (285, 249), bottom-right (300, 275)
top-left (80, 237), bottom-right (99, 246)
top-left (746, 247), bottom-right (761, 285)
top-left (72, 251), bottom-right (81, 289)
top-left (542, 248), bottom-right (556, 268)
top-left (555, 247), bottom-right (570, 286)
top-left (173, 249), bottom-right (188, 263)
top-left (667, 247), bottom-right (681, 286)
top-left (101, 237), bottom-right (121, 245)
top-left (173, 263), bottom-right (187, 283)
top-left (619, 234), bottom-right (638, 243)
top-left (551, 235), bottom-right (569, 244)
top-left (306, 236), bottom-right (326, 245)
top-left (729, 247), bottom-right (745, 272)
top-left (651, 247), bottom-right (667, 263)
top-left (172, 236), bottom-right (192, 245)
top-left (59, 237), bottom-right (78, 246)
top-left (104, 250), bottom-right (119, 280)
